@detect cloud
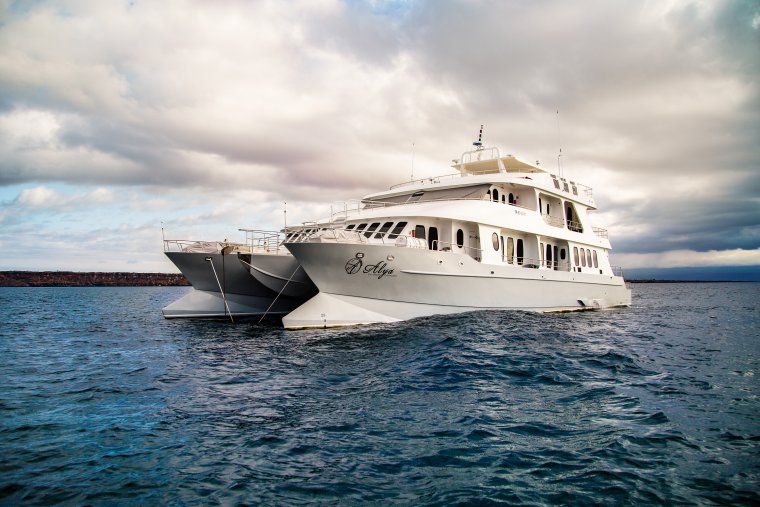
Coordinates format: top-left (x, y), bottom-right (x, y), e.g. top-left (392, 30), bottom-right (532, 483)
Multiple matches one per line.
top-left (613, 248), bottom-right (760, 269)
top-left (0, 0), bottom-right (758, 271)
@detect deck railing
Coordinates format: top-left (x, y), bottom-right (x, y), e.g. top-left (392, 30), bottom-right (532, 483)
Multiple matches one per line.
top-left (592, 227), bottom-right (609, 239)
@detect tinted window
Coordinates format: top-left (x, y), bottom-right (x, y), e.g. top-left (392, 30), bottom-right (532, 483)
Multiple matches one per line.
top-left (517, 239), bottom-right (524, 265)
top-left (574, 247), bottom-right (579, 265)
top-left (581, 248), bottom-right (586, 267)
top-left (553, 178), bottom-right (560, 189)
top-left (540, 242), bottom-right (544, 264)
top-left (560, 248), bottom-right (566, 260)
top-left (388, 221), bottom-right (407, 239)
top-left (508, 193), bottom-right (514, 204)
top-left (364, 222), bottom-right (380, 238)
top-left (492, 232), bottom-right (499, 251)
top-left (507, 237), bottom-right (514, 264)
top-left (414, 225), bottom-right (426, 240)
top-left (355, 223), bottom-right (367, 232)
top-left (493, 189), bottom-right (499, 202)
top-left (553, 246), bottom-right (558, 270)
top-left (375, 221), bottom-right (394, 238)
top-left (345, 224), bottom-right (355, 230)
top-left (586, 249), bottom-right (592, 267)
top-left (593, 250), bottom-right (598, 268)
top-left (563, 182), bottom-right (569, 192)
top-left (572, 185), bottom-right (578, 195)
top-left (428, 227), bottom-right (438, 250)
top-left (546, 243), bottom-right (552, 268)
top-left (456, 229), bottom-right (464, 247)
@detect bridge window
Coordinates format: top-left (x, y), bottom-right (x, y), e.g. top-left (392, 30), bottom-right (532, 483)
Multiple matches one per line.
top-left (516, 239), bottom-right (524, 265)
top-left (414, 225), bottom-right (426, 240)
top-left (593, 250), bottom-right (598, 268)
top-left (492, 232), bottom-right (499, 251)
top-left (409, 191), bottom-right (424, 203)
top-left (375, 221), bottom-right (394, 238)
top-left (553, 177), bottom-right (560, 189)
top-left (345, 224), bottom-right (355, 230)
top-left (364, 222), bottom-right (380, 238)
top-left (456, 229), bottom-right (464, 247)
top-left (563, 182), bottom-right (569, 192)
top-left (571, 184), bottom-right (578, 196)
top-left (388, 221), bottom-right (407, 239)
top-left (507, 237), bottom-right (514, 264)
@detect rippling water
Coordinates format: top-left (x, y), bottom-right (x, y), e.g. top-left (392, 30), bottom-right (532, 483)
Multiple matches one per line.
top-left (1, 283), bottom-right (758, 504)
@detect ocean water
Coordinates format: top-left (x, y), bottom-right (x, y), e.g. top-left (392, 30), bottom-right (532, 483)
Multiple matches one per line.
top-left (0, 283), bottom-right (758, 505)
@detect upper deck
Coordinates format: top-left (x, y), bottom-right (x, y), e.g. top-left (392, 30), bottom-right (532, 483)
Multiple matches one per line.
top-left (366, 147), bottom-right (595, 208)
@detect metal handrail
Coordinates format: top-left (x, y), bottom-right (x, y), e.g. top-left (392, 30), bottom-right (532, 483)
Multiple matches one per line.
top-left (163, 239), bottom-right (247, 253)
top-left (592, 227), bottom-right (609, 239)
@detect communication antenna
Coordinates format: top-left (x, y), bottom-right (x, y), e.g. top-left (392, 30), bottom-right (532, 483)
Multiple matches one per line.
top-left (556, 110), bottom-right (563, 177)
top-left (473, 124), bottom-right (484, 150)
top-left (160, 221), bottom-right (165, 243)
top-left (411, 141), bottom-right (415, 181)
top-left (283, 201), bottom-right (287, 231)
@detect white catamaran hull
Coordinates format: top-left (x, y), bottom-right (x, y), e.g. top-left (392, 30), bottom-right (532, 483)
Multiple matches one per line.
top-left (283, 242), bottom-right (631, 329)
top-left (163, 252), bottom-right (306, 318)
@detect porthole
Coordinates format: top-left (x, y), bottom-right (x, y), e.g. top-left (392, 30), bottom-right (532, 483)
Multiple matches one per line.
top-left (492, 232), bottom-right (499, 251)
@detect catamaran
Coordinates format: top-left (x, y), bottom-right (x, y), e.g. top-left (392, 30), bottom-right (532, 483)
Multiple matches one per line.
top-left (281, 138), bottom-right (631, 329)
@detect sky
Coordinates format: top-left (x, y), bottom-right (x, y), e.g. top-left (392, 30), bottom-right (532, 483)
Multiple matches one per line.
top-left (0, 0), bottom-right (758, 276)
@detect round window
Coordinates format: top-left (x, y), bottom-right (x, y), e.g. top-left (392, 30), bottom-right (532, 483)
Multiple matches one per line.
top-left (492, 232), bottom-right (499, 251)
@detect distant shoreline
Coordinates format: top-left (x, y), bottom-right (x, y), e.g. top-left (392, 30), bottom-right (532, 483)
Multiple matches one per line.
top-left (0, 271), bottom-right (755, 287)
top-left (0, 271), bottom-right (189, 287)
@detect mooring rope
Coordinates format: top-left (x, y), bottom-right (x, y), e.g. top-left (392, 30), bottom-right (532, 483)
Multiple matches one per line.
top-left (257, 264), bottom-right (302, 324)
top-left (206, 256), bottom-right (234, 324)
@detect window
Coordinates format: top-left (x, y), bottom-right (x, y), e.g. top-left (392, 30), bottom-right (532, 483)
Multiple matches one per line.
top-left (581, 248), bottom-right (586, 267)
top-left (574, 247), bottom-right (579, 266)
top-left (414, 225), bottom-right (426, 240)
top-left (500, 236), bottom-right (505, 260)
top-left (487, 189), bottom-right (492, 200)
top-left (560, 248), bottom-right (566, 260)
top-left (492, 189), bottom-right (499, 202)
top-left (388, 221), bottom-right (407, 239)
top-left (456, 229), bottom-right (464, 248)
top-left (409, 191), bottom-right (424, 202)
top-left (502, 195), bottom-right (506, 203)
top-left (546, 243), bottom-right (552, 268)
top-left (364, 222), bottom-right (380, 238)
top-left (553, 177), bottom-right (560, 189)
top-left (516, 239), bottom-right (524, 265)
top-left (355, 223), bottom-right (367, 232)
top-left (540, 242), bottom-right (544, 264)
top-left (539, 197), bottom-right (542, 212)
top-left (345, 224), bottom-right (355, 230)
top-left (593, 250), bottom-right (598, 268)
top-left (492, 232), bottom-right (499, 251)
top-left (508, 193), bottom-right (514, 204)
top-left (507, 237), bottom-right (514, 264)
top-left (563, 182), bottom-right (569, 192)
top-left (375, 221), bottom-right (394, 238)
top-left (546, 203), bottom-right (551, 214)
top-left (586, 249), bottom-right (592, 267)
top-left (428, 227), bottom-right (438, 250)
top-left (571, 185), bottom-right (578, 196)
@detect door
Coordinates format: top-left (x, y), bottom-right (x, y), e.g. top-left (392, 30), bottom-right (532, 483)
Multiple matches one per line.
top-left (428, 227), bottom-right (438, 250)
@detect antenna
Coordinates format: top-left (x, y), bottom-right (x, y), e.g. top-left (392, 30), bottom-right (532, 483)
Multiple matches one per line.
top-left (556, 110), bottom-right (562, 177)
top-left (161, 220), bottom-right (165, 243)
top-left (283, 201), bottom-right (287, 231)
top-left (411, 141), bottom-right (415, 181)
top-left (473, 124), bottom-right (484, 150)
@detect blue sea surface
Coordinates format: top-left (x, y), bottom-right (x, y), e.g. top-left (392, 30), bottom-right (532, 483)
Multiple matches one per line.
top-left (0, 283), bottom-right (758, 505)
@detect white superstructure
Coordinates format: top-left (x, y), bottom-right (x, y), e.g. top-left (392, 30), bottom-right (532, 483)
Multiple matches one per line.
top-left (282, 142), bottom-right (631, 329)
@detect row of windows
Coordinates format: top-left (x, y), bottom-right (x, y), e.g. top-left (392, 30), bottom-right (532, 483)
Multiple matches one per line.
top-left (574, 247), bottom-right (599, 269)
top-left (487, 189), bottom-right (520, 205)
top-left (345, 221), bottom-right (408, 239)
top-left (490, 233), bottom-right (527, 265)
